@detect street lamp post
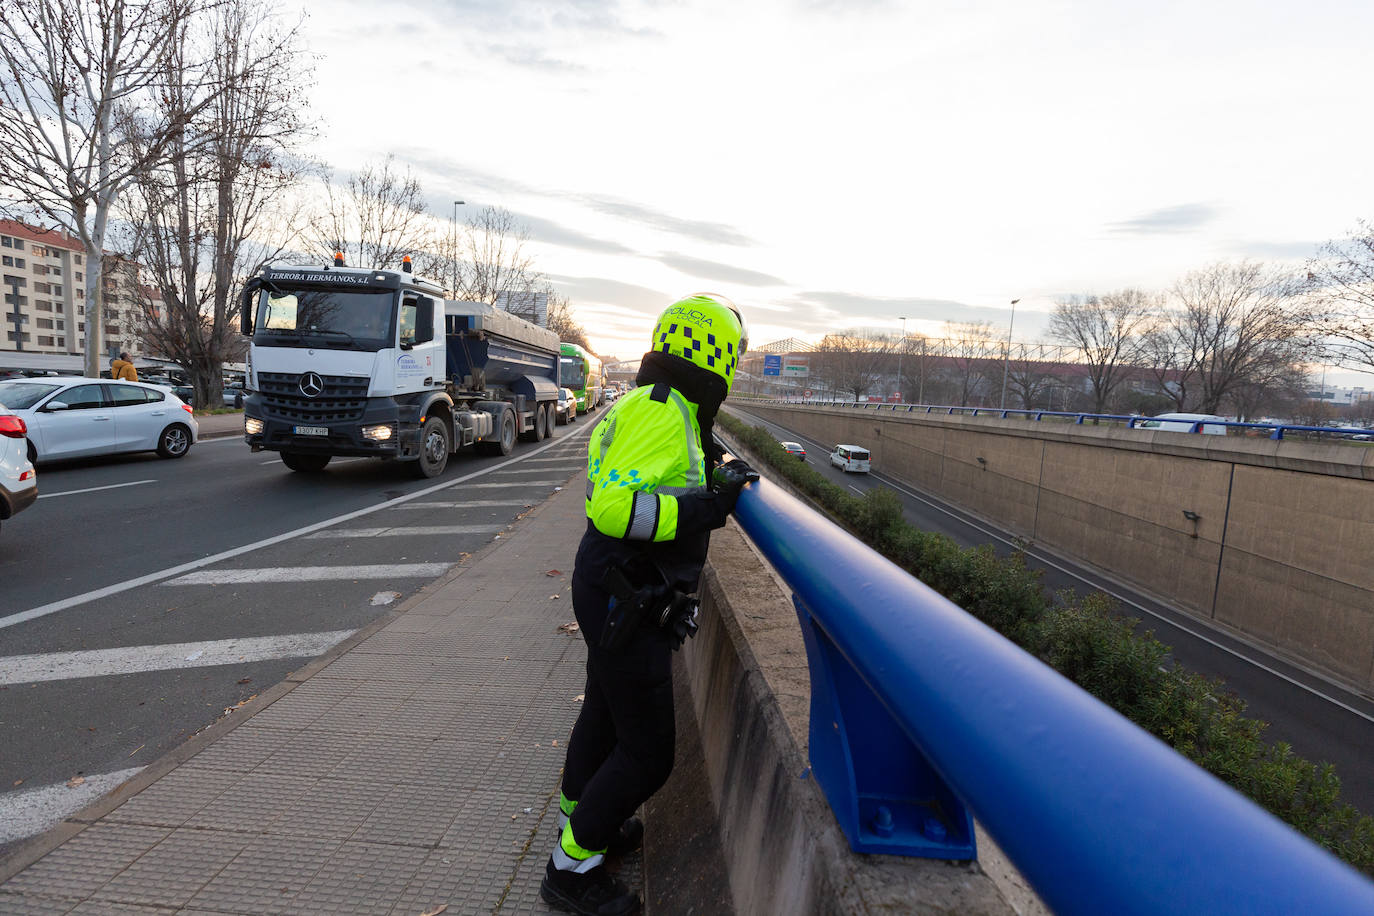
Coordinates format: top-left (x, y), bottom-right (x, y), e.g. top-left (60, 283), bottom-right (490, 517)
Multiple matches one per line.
top-left (999, 298), bottom-right (1021, 410)
top-left (896, 316), bottom-right (907, 403)
top-left (450, 200), bottom-right (465, 296)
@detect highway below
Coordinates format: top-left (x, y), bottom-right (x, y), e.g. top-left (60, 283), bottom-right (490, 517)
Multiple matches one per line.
top-left (727, 404), bottom-right (1374, 815)
top-left (0, 416), bottom-right (596, 856)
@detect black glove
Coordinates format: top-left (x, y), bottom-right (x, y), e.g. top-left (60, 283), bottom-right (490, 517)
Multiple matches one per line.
top-left (661, 593), bottom-right (700, 650)
top-left (712, 458), bottom-right (759, 514)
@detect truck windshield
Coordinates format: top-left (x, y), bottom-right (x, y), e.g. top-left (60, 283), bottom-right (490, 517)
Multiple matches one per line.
top-left (253, 287), bottom-right (396, 350)
top-left (559, 356), bottom-right (586, 388)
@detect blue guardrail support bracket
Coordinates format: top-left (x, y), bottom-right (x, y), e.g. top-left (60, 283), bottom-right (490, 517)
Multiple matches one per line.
top-left (794, 595), bottom-right (976, 860)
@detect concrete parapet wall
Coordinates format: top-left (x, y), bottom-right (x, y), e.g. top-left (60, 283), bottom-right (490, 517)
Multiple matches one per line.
top-left (735, 403), bottom-right (1374, 692)
top-left (680, 521), bottom-right (1019, 915)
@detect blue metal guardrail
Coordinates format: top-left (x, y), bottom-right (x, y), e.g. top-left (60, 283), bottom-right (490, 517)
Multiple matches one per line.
top-left (752, 398), bottom-right (1374, 442)
top-left (728, 472), bottom-right (1374, 915)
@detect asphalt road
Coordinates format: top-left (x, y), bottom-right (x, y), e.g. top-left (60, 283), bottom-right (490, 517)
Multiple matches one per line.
top-left (727, 405), bottom-right (1374, 814)
top-left (0, 414), bottom-right (597, 854)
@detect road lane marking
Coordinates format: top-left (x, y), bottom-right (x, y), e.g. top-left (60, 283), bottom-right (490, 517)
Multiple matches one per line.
top-left (0, 423), bottom-right (594, 631)
top-left (306, 525), bottom-right (503, 538)
top-left (0, 630), bottom-right (357, 685)
top-left (0, 767), bottom-right (145, 844)
top-left (259, 456), bottom-right (368, 466)
top-left (849, 485), bottom-right (864, 494)
top-left (402, 500), bottom-right (529, 509)
top-left (38, 480), bottom-right (156, 499)
top-left (465, 479), bottom-right (565, 488)
top-left (163, 564), bottom-right (450, 585)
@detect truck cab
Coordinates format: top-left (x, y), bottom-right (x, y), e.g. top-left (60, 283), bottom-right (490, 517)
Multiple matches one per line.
top-left (240, 262), bottom-right (560, 477)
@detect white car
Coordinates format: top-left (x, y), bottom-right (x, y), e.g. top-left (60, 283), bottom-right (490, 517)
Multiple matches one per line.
top-left (0, 377), bottom-right (199, 464)
top-left (830, 444), bottom-right (871, 473)
top-left (0, 400), bottom-right (37, 532)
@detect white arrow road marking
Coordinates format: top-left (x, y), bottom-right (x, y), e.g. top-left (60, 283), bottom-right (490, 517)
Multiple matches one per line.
top-left (0, 767), bottom-right (145, 844)
top-left (464, 479), bottom-right (565, 488)
top-left (163, 564), bottom-right (450, 585)
top-left (38, 480), bottom-right (156, 499)
top-left (306, 525), bottom-right (503, 538)
top-left (0, 630), bottom-right (357, 686)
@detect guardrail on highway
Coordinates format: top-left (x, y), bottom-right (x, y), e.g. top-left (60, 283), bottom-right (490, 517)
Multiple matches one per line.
top-left (728, 470), bottom-right (1374, 915)
top-left (748, 398), bottom-right (1373, 442)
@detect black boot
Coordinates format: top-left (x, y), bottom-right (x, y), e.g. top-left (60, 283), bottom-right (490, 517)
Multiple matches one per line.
top-left (540, 859), bottom-right (641, 915)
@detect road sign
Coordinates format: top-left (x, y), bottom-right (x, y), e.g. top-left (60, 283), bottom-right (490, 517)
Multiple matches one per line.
top-left (763, 354), bottom-right (782, 376)
top-left (804, 388), bottom-right (813, 398)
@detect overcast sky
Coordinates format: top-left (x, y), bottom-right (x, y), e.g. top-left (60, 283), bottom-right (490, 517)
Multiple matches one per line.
top-left (300, 0), bottom-right (1374, 382)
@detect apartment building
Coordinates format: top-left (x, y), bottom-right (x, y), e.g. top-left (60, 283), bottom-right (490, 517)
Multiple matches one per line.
top-left (0, 219), bottom-right (155, 361)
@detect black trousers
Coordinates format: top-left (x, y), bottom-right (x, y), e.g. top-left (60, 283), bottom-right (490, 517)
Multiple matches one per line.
top-left (560, 572), bottom-right (676, 853)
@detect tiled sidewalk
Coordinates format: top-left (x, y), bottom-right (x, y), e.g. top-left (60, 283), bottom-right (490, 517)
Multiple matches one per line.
top-left (0, 478), bottom-right (624, 915)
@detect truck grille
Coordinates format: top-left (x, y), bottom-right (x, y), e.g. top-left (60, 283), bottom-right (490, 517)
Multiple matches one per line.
top-left (257, 372), bottom-right (369, 423)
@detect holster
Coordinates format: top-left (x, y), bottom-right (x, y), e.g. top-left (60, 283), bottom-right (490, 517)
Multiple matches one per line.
top-left (599, 561), bottom-right (684, 652)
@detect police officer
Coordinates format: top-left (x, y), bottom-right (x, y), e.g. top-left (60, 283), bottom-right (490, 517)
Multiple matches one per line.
top-left (541, 293), bottom-right (754, 915)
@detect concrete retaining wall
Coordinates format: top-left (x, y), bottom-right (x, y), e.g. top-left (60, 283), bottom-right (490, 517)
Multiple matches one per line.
top-left (736, 403), bottom-right (1374, 693)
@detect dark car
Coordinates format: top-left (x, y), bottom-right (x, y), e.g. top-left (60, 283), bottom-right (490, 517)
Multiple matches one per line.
top-left (780, 440), bottom-right (806, 461)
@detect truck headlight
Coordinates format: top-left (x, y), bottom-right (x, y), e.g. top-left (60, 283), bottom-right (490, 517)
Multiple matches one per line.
top-left (244, 417), bottom-right (264, 435)
top-left (362, 423), bottom-right (394, 442)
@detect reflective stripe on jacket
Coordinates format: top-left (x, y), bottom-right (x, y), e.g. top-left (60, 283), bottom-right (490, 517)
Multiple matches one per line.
top-left (586, 383), bottom-right (706, 542)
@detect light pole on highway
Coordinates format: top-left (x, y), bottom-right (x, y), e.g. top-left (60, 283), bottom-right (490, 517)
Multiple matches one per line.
top-left (896, 316), bottom-right (907, 403)
top-left (450, 200), bottom-right (465, 296)
top-left (999, 298), bottom-right (1021, 410)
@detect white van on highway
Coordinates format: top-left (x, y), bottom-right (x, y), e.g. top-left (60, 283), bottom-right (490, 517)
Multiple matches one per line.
top-left (1136, 413), bottom-right (1228, 435)
top-left (830, 444), bottom-right (871, 473)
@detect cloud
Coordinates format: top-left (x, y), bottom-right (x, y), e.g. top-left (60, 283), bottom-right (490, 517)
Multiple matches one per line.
top-left (582, 197), bottom-right (756, 246)
top-left (547, 274), bottom-right (671, 310)
top-left (520, 213), bottom-right (636, 254)
top-left (655, 253), bottom-right (785, 286)
top-left (1107, 202), bottom-right (1220, 235)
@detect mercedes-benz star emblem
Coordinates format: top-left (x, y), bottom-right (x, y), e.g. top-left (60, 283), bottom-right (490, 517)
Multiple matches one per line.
top-left (299, 372), bottom-right (324, 398)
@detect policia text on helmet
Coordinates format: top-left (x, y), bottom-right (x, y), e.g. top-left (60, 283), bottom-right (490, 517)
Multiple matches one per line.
top-left (540, 294), bottom-right (756, 916)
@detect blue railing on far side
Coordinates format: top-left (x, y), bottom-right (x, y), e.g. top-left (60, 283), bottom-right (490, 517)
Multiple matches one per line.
top-left (727, 470), bottom-right (1374, 916)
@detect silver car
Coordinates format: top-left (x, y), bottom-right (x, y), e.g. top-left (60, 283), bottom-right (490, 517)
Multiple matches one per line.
top-left (0, 377), bottom-right (199, 464)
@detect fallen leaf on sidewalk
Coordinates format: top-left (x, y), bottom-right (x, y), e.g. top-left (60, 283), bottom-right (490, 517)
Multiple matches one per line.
top-left (237, 677), bottom-right (252, 685)
top-left (573, 694), bottom-right (584, 702)
top-left (418, 906), bottom-right (449, 916)
top-left (549, 594), bottom-right (560, 600)
top-left (557, 622), bottom-right (579, 634)
top-left (12, 779), bottom-right (22, 787)
top-left (546, 569), bottom-right (562, 577)
top-left (66, 776), bottom-right (85, 788)
top-left (552, 739), bottom-right (558, 747)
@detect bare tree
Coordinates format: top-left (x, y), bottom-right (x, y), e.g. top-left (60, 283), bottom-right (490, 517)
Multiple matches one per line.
top-left (456, 206), bottom-right (540, 305)
top-left (313, 155), bottom-right (433, 271)
top-left (1306, 219), bottom-right (1374, 374)
top-left (812, 330), bottom-right (895, 401)
top-left (0, 0), bottom-right (248, 377)
top-left (1049, 289), bottom-right (1156, 414)
top-left (121, 0), bottom-right (313, 407)
top-left (941, 321), bottom-right (999, 406)
top-left (1166, 261), bottom-right (1315, 415)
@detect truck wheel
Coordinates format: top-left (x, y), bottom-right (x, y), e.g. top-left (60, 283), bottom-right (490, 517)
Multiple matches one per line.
top-left (538, 403), bottom-right (551, 439)
top-left (282, 452), bottom-right (330, 472)
top-left (414, 416), bottom-right (450, 478)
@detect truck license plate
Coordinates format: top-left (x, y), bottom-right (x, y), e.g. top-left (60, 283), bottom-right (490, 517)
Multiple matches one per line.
top-left (293, 425), bottom-right (329, 436)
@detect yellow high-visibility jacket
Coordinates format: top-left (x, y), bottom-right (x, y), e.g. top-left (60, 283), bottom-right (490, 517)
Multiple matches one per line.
top-left (580, 381), bottom-right (724, 592)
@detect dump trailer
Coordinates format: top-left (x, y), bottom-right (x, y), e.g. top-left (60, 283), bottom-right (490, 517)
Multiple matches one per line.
top-left (239, 259), bottom-right (561, 477)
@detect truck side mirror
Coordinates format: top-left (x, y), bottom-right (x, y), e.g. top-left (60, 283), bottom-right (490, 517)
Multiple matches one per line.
top-left (240, 281), bottom-right (258, 336)
top-left (414, 297), bottom-right (434, 344)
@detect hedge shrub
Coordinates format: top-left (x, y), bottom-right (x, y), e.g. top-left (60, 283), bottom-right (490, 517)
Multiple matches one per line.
top-left (718, 412), bottom-right (1374, 874)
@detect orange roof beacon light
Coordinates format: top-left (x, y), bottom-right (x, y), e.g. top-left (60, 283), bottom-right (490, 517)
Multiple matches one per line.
top-left (402, 255), bottom-right (413, 273)
top-left (333, 251), bottom-right (345, 266)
